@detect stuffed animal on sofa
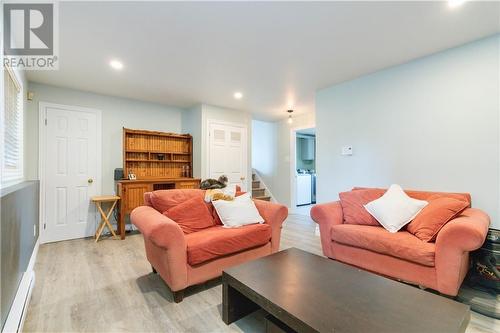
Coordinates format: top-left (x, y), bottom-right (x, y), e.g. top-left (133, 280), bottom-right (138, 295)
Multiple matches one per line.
top-left (205, 189), bottom-right (234, 202)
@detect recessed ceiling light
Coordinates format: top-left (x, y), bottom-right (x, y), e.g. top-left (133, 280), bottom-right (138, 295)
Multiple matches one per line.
top-left (110, 59), bottom-right (124, 70)
top-left (233, 92), bottom-right (243, 99)
top-left (448, 0), bottom-right (466, 8)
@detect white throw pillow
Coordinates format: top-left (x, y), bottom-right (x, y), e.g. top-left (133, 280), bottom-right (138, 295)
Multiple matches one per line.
top-left (212, 193), bottom-right (265, 228)
top-left (364, 184), bottom-right (428, 233)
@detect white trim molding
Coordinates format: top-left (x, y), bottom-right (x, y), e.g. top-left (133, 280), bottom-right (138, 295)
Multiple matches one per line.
top-left (2, 239), bottom-right (39, 333)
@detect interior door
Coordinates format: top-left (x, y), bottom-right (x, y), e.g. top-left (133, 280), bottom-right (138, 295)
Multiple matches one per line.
top-left (208, 122), bottom-right (247, 191)
top-left (42, 105), bottom-right (100, 243)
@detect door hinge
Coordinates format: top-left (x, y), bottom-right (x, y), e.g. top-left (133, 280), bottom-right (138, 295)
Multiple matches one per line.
top-left (43, 223), bottom-right (46, 230)
top-left (44, 118), bottom-right (47, 126)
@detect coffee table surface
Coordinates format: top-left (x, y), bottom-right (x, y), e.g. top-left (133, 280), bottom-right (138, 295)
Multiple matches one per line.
top-left (223, 247), bottom-right (470, 333)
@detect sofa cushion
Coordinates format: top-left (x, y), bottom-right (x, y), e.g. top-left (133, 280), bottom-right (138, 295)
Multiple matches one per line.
top-left (407, 195), bottom-right (469, 242)
top-left (339, 189), bottom-right (385, 226)
top-left (331, 224), bottom-right (435, 266)
top-left (364, 184), bottom-right (428, 233)
top-left (185, 224), bottom-right (272, 265)
top-left (163, 196), bottom-right (215, 234)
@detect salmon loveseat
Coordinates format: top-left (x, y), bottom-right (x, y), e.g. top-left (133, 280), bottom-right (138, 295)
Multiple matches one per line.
top-left (311, 188), bottom-right (490, 296)
top-left (131, 189), bottom-right (288, 302)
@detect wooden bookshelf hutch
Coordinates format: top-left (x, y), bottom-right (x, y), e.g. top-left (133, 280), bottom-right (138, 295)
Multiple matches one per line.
top-left (116, 128), bottom-right (201, 238)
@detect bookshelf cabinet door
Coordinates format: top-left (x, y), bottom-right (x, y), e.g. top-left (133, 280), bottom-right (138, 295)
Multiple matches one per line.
top-left (123, 183), bottom-right (151, 212)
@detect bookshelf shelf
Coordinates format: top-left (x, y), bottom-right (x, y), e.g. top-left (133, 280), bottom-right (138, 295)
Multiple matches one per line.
top-left (122, 128), bottom-right (194, 179)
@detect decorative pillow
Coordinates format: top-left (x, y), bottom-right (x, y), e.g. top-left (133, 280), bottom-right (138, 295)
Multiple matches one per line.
top-left (417, 193), bottom-right (471, 207)
top-left (163, 196), bottom-right (215, 234)
top-left (407, 196), bottom-right (468, 242)
top-left (212, 193), bottom-right (264, 228)
top-left (339, 189), bottom-right (385, 226)
top-left (210, 190), bottom-right (246, 225)
top-left (364, 184), bottom-right (428, 233)
top-left (150, 189), bottom-right (205, 212)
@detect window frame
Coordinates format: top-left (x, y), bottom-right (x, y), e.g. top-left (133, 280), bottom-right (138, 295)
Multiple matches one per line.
top-left (2, 66), bottom-right (24, 187)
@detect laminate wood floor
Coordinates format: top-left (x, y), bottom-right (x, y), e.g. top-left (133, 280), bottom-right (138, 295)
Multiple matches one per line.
top-left (24, 213), bottom-right (498, 333)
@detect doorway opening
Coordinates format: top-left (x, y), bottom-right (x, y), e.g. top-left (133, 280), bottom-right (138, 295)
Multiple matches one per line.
top-left (294, 127), bottom-right (316, 215)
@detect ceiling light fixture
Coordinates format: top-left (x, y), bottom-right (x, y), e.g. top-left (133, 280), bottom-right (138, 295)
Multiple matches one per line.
top-left (110, 59), bottom-right (124, 70)
top-left (234, 92), bottom-right (243, 99)
top-left (448, 0), bottom-right (466, 8)
top-left (287, 109), bottom-right (294, 124)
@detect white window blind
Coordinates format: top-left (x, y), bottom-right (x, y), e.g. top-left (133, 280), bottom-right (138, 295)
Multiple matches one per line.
top-left (2, 67), bottom-right (23, 184)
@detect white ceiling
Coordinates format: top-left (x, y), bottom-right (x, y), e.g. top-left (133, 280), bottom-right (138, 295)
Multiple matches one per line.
top-left (27, 1), bottom-right (500, 121)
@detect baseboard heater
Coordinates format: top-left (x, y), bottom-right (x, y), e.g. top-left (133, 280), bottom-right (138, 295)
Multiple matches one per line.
top-left (2, 271), bottom-right (36, 333)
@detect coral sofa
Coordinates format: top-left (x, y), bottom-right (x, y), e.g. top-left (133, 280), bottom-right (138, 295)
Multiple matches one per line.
top-left (131, 189), bottom-right (288, 302)
top-left (311, 188), bottom-right (490, 296)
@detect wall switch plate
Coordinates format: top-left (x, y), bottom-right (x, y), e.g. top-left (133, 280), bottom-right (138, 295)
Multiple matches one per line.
top-left (341, 146), bottom-right (353, 156)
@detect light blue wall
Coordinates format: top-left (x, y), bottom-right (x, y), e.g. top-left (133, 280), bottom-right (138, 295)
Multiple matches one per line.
top-left (316, 35), bottom-right (500, 227)
top-left (182, 104), bottom-right (253, 189)
top-left (26, 82), bottom-right (184, 194)
top-left (252, 120), bottom-right (277, 190)
top-left (182, 104), bottom-right (203, 177)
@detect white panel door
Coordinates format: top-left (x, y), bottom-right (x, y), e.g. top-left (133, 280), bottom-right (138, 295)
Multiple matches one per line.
top-left (208, 122), bottom-right (247, 190)
top-left (43, 105), bottom-right (100, 243)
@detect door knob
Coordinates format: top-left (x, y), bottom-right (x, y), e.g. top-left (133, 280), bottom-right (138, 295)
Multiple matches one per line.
top-left (88, 178), bottom-right (94, 184)
top-left (240, 176), bottom-right (246, 181)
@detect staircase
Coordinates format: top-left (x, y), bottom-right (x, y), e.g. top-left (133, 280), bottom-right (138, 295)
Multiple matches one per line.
top-left (252, 172), bottom-right (272, 201)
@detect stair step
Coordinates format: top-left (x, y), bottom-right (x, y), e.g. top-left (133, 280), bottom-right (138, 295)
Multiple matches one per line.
top-left (252, 188), bottom-right (266, 197)
top-left (252, 181), bottom-right (260, 188)
top-left (254, 196), bottom-right (271, 202)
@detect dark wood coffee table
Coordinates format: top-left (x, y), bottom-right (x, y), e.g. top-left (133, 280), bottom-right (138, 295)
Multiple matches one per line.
top-left (222, 248), bottom-right (470, 333)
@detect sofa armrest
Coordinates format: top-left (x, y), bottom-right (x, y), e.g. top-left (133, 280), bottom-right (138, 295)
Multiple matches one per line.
top-left (435, 208), bottom-right (490, 295)
top-left (310, 201), bottom-right (343, 226)
top-left (254, 200), bottom-right (288, 252)
top-left (131, 206), bottom-right (188, 291)
top-left (131, 206), bottom-right (187, 251)
top-left (310, 201), bottom-right (343, 258)
top-left (436, 208), bottom-right (490, 253)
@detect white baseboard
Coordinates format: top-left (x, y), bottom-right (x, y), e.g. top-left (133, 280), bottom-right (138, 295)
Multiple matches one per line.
top-left (2, 239), bottom-right (39, 333)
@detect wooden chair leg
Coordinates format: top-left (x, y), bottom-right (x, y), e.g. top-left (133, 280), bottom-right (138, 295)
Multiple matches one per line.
top-left (173, 289), bottom-right (184, 303)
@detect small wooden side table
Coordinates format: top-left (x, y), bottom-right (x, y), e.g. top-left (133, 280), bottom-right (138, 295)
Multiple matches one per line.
top-left (91, 195), bottom-right (120, 242)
